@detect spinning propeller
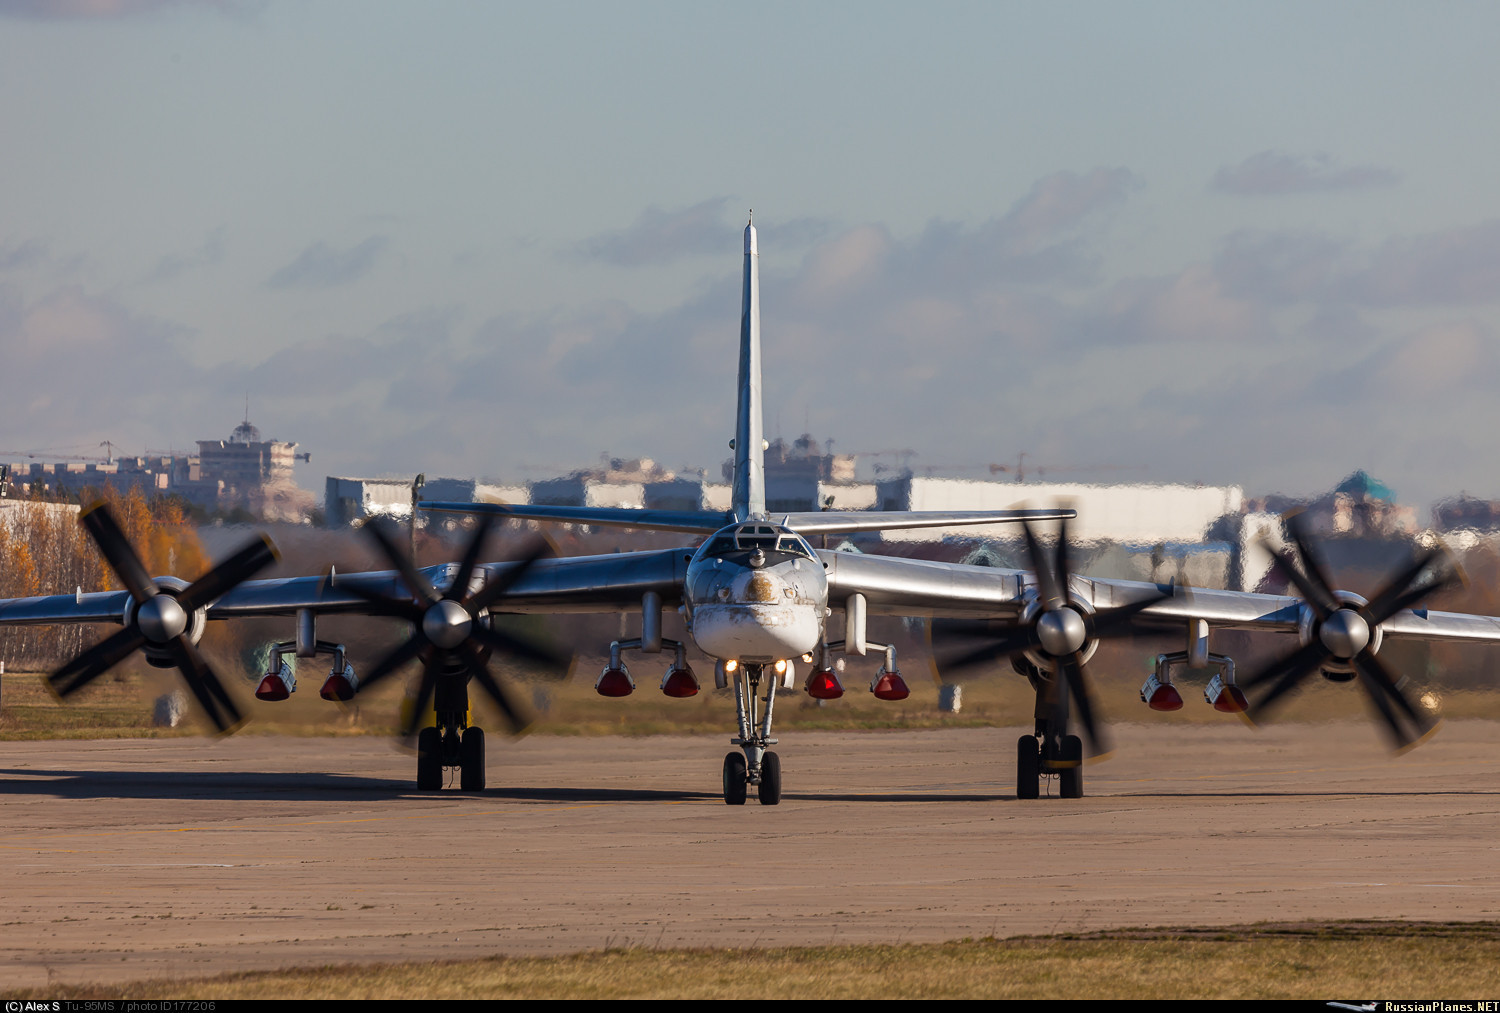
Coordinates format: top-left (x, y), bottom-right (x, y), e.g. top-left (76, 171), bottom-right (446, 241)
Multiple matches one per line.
top-left (49, 502), bottom-right (278, 733)
top-left (931, 517), bottom-right (1168, 756)
top-left (339, 512), bottom-right (567, 737)
top-left (1243, 513), bottom-right (1456, 751)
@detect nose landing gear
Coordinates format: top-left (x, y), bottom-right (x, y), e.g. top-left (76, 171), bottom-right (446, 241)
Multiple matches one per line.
top-left (724, 662), bottom-right (783, 805)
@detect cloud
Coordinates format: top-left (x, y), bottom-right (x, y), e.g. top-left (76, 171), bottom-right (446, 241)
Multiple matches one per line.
top-left (1212, 221), bottom-right (1500, 307)
top-left (579, 198), bottom-right (737, 267)
top-left (577, 199), bottom-right (832, 267)
top-left (1211, 151), bottom-right (1399, 195)
top-left (1356, 221), bottom-right (1500, 305)
top-left (1212, 230), bottom-right (1352, 304)
top-left (267, 236), bottom-right (388, 290)
top-left (0, 238), bottom-right (47, 272)
top-left (145, 226), bottom-right (225, 285)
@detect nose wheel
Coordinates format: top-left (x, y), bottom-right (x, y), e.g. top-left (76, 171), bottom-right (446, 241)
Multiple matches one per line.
top-left (723, 663), bottom-right (783, 805)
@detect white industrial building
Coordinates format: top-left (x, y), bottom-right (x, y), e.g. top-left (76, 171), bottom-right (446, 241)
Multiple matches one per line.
top-left (875, 476), bottom-right (1244, 545)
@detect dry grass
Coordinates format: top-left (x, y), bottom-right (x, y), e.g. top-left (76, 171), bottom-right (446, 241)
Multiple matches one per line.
top-left (4, 657), bottom-right (1498, 741)
top-left (15, 922), bottom-right (1500, 999)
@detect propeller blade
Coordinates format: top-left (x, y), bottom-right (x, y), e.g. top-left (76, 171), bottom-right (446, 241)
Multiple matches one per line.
top-left (400, 656), bottom-right (443, 739)
top-left (1353, 650), bottom-right (1435, 748)
top-left (81, 503), bottom-right (157, 603)
top-left (1022, 520), bottom-right (1065, 611)
top-left (446, 512), bottom-right (495, 604)
top-left (1058, 653), bottom-right (1108, 758)
top-left (356, 634), bottom-right (428, 693)
top-left (1054, 514), bottom-right (1074, 607)
top-left (167, 636), bottom-right (242, 734)
top-left (470, 620), bottom-right (571, 673)
top-left (176, 534), bottom-right (280, 613)
top-left (468, 538), bottom-right (554, 614)
top-left (1243, 640), bottom-right (1329, 719)
top-left (1285, 513), bottom-right (1339, 615)
top-left (339, 579), bottom-right (427, 622)
top-left (1362, 550), bottom-right (1457, 626)
top-left (1087, 591), bottom-right (1170, 639)
top-left (361, 519), bottom-right (437, 605)
top-left (1265, 545), bottom-right (1337, 621)
top-left (933, 626), bottom-right (1036, 677)
top-left (461, 642), bottom-right (532, 735)
top-left (48, 626), bottom-right (147, 699)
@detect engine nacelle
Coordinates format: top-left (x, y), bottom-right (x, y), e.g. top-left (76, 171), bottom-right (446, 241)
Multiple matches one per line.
top-left (256, 659), bottom-right (295, 701)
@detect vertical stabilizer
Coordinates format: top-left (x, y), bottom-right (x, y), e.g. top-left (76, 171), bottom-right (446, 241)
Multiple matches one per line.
top-left (732, 216), bottom-right (766, 521)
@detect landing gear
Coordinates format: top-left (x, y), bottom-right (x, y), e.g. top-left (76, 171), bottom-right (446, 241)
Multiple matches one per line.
top-left (1016, 735), bottom-right (1040, 799)
top-left (725, 663), bottom-right (783, 805)
top-left (723, 752), bottom-right (747, 805)
top-left (757, 751), bottom-right (782, 805)
top-left (414, 667), bottom-right (490, 792)
top-left (1016, 663), bottom-right (1087, 799)
top-left (1058, 734), bottom-right (1083, 799)
top-left (460, 726), bottom-right (486, 792)
top-left (417, 726), bottom-right (443, 790)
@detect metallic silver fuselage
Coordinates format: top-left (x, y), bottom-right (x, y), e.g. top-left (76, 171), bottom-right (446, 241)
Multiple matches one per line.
top-left (684, 530), bottom-right (827, 663)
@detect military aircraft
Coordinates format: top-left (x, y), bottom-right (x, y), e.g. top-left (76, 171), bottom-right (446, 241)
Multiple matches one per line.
top-left (4, 218), bottom-right (1500, 804)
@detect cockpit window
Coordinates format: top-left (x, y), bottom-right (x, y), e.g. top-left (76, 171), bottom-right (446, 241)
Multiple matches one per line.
top-left (698, 525), bottom-right (815, 559)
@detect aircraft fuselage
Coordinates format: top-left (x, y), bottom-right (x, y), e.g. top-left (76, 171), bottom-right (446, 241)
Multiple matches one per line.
top-left (684, 522), bottom-right (826, 663)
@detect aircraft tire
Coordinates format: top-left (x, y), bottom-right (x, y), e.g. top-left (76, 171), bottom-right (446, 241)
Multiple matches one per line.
top-left (460, 726), bottom-right (486, 792)
top-left (757, 751), bottom-right (782, 806)
top-left (1059, 734), bottom-right (1083, 799)
top-left (723, 752), bottom-right (748, 805)
top-left (417, 727), bottom-right (444, 791)
top-left (1016, 735), bottom-right (1040, 800)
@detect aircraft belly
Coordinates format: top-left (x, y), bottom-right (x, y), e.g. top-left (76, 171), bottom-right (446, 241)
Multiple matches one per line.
top-left (691, 603), bottom-right (820, 662)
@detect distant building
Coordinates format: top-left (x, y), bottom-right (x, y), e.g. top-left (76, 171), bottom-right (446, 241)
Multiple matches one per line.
top-left (324, 476), bottom-right (523, 527)
top-left (723, 434), bottom-right (871, 513)
top-left (875, 476), bottom-right (1244, 545)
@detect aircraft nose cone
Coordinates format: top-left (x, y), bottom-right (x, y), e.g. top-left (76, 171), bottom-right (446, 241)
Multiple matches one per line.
top-left (136, 595), bottom-right (187, 643)
top-left (1036, 607), bottom-right (1087, 657)
top-left (422, 599), bottom-right (473, 650)
top-left (1319, 608), bottom-right (1370, 659)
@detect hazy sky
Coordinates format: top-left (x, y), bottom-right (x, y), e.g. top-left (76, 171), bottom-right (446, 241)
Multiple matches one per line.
top-left (4, 1), bottom-right (1500, 512)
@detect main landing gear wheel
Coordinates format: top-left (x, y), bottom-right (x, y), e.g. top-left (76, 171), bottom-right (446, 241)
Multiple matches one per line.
top-left (1058, 733), bottom-right (1083, 799)
top-left (460, 726), bottom-right (486, 792)
top-left (1016, 735), bottom-right (1040, 799)
top-left (723, 752), bottom-right (748, 805)
top-left (757, 751), bottom-right (782, 806)
top-left (417, 727), bottom-right (443, 791)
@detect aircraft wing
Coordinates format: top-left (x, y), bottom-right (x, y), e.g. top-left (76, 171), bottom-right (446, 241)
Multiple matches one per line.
top-left (818, 550), bottom-right (1500, 644)
top-left (0, 548), bottom-right (691, 626)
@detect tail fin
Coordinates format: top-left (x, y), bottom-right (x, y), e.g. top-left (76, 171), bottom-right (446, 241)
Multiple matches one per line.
top-left (731, 215), bottom-right (765, 521)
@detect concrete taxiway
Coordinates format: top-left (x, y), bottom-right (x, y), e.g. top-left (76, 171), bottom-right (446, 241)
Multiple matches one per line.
top-left (3, 720), bottom-right (1499, 988)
